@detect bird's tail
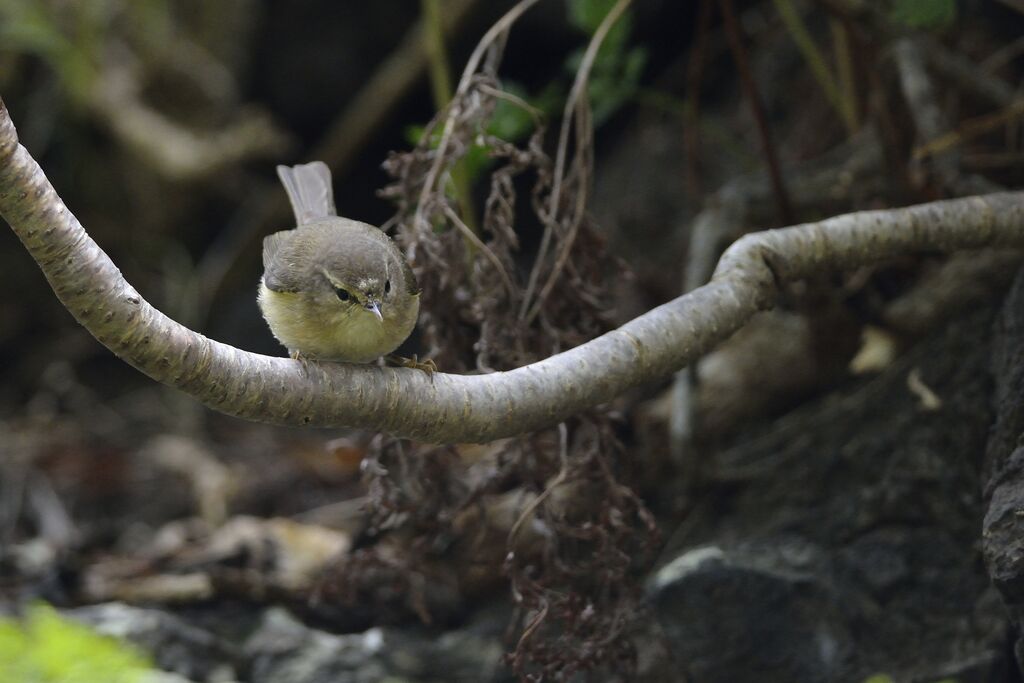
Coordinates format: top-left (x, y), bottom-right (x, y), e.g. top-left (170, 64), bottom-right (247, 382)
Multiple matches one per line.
top-left (276, 161), bottom-right (337, 225)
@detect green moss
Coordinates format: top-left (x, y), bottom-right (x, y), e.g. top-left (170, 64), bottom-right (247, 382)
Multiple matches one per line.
top-left (0, 604), bottom-right (156, 683)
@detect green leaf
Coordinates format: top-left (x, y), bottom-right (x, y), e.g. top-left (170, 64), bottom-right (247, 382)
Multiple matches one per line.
top-left (489, 91), bottom-right (535, 141)
top-left (0, 603), bottom-right (156, 683)
top-left (567, 0), bottom-right (619, 34)
top-left (567, 0), bottom-right (633, 61)
top-left (404, 123), bottom-right (427, 147)
top-left (890, 0), bottom-right (955, 28)
top-left (0, 1), bottom-right (73, 59)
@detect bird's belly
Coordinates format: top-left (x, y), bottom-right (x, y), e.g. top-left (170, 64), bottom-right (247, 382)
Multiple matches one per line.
top-left (258, 284), bottom-right (417, 363)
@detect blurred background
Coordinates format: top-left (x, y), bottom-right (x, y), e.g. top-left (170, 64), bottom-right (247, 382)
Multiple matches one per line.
top-left (3, 0), bottom-right (1024, 681)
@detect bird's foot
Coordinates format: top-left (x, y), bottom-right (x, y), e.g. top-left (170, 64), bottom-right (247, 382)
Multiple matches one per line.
top-left (290, 350), bottom-right (314, 374)
top-left (387, 354), bottom-right (437, 377)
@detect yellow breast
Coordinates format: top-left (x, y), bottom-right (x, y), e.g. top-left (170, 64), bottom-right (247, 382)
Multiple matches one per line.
top-left (258, 283), bottom-right (419, 363)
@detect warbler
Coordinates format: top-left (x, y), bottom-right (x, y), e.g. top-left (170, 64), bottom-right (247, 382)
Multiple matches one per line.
top-left (258, 161), bottom-right (420, 363)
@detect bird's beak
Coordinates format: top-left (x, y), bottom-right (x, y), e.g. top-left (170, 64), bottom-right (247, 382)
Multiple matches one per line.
top-left (365, 301), bottom-right (383, 322)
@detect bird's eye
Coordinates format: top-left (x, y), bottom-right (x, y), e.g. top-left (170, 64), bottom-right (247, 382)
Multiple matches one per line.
top-left (335, 287), bottom-right (351, 302)
top-left (384, 279), bottom-right (391, 294)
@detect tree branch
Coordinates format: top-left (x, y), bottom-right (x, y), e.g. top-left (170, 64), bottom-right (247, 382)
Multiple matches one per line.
top-left (2, 97), bottom-right (1023, 443)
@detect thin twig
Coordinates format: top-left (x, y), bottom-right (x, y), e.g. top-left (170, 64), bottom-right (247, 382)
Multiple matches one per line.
top-left (550, 0), bottom-right (632, 238)
top-left (415, 0), bottom-right (543, 234)
top-left (508, 423), bottom-right (569, 546)
top-left (442, 203), bottom-right (516, 298)
top-left (519, 0), bottom-right (633, 323)
top-left (773, 0), bottom-right (857, 134)
top-left (422, 0), bottom-right (478, 236)
top-left (913, 99), bottom-right (1024, 162)
top-left (684, 0), bottom-right (714, 198)
top-left (314, 0), bottom-right (480, 175)
top-left (422, 0), bottom-right (455, 110)
top-left (894, 37), bottom-right (1003, 196)
top-left (477, 82), bottom-right (544, 126)
top-left (922, 35), bottom-right (1016, 108)
top-left (981, 34), bottom-right (1024, 72)
top-left (830, 17), bottom-right (859, 131)
top-left (513, 601), bottom-right (549, 664)
top-left (994, 0), bottom-right (1024, 16)
top-left (523, 99), bottom-right (593, 324)
top-left (720, 0), bottom-right (794, 223)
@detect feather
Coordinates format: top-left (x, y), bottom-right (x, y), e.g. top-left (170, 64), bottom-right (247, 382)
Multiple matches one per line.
top-left (262, 231), bottom-right (298, 292)
top-left (277, 161), bottom-right (337, 225)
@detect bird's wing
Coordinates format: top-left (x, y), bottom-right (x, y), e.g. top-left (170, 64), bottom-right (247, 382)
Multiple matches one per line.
top-left (400, 248), bottom-right (420, 296)
top-left (277, 161), bottom-right (337, 225)
top-left (262, 230), bottom-right (301, 292)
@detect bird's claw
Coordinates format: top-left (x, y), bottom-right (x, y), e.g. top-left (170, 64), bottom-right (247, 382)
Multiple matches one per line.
top-left (290, 350), bottom-right (314, 375)
top-left (388, 354), bottom-right (437, 377)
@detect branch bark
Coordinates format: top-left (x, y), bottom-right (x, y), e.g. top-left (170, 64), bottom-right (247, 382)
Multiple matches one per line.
top-left (2, 97), bottom-right (1024, 443)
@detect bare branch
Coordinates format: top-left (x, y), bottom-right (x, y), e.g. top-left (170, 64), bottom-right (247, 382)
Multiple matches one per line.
top-left (2, 98), bottom-right (1023, 443)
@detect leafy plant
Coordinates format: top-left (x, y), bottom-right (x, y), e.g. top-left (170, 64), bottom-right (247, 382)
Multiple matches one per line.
top-left (0, 0), bottom-right (174, 101)
top-left (566, 0), bottom-right (647, 125)
top-left (0, 604), bottom-right (156, 683)
top-left (890, 0), bottom-right (956, 28)
top-left (407, 0), bottom-right (646, 192)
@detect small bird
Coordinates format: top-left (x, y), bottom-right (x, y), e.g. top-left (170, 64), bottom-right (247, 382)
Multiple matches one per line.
top-left (258, 161), bottom-right (420, 364)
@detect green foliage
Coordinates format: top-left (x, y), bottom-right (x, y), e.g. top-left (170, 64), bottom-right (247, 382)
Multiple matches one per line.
top-left (0, 0), bottom-right (173, 101)
top-left (405, 81), bottom-right (549, 185)
top-left (890, 0), bottom-right (956, 28)
top-left (0, 604), bottom-right (156, 683)
top-left (0, 0), bottom-right (95, 99)
top-left (404, 0), bottom-right (646, 200)
top-left (566, 0), bottom-right (647, 125)
top-left (568, 0), bottom-right (631, 52)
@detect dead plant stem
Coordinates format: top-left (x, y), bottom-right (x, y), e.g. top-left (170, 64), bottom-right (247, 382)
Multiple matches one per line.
top-left (720, 0), bottom-right (794, 223)
top-left (421, 0), bottom-right (479, 239)
top-left (415, 0), bottom-right (543, 237)
top-left (519, 0), bottom-right (633, 323)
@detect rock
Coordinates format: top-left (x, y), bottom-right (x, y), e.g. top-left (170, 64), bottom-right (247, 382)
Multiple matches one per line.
top-left (649, 542), bottom-right (855, 683)
top-left (67, 602), bottom-right (240, 682)
top-left (244, 607), bottom-right (509, 683)
top-left (983, 266), bottom-right (1024, 671)
top-left (651, 304), bottom-right (1011, 682)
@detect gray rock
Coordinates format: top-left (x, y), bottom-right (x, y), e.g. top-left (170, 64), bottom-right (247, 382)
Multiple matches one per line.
top-left (244, 607), bottom-right (508, 683)
top-left (66, 602), bottom-right (240, 682)
top-left (649, 541), bottom-right (856, 683)
top-left (983, 266), bottom-right (1024, 671)
top-left (651, 305), bottom-right (1011, 683)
